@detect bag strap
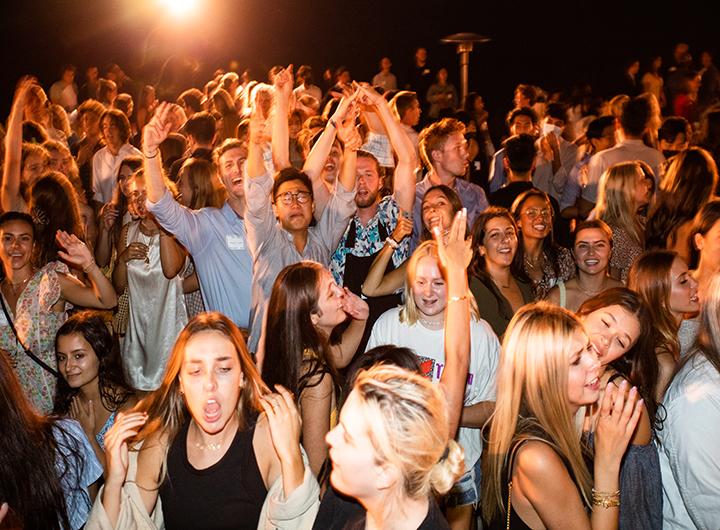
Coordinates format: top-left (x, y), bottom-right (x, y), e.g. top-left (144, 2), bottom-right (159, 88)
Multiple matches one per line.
top-left (505, 436), bottom-right (553, 530)
top-left (0, 292), bottom-right (60, 379)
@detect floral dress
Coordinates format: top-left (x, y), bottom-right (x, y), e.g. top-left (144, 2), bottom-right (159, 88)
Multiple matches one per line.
top-left (0, 262), bottom-right (69, 414)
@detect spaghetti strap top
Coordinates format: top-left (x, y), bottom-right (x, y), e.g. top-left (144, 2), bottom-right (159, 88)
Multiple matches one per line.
top-left (557, 280), bottom-right (567, 309)
top-left (159, 419), bottom-right (268, 530)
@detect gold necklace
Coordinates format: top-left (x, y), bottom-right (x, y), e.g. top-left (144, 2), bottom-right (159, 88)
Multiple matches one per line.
top-left (3, 274), bottom-right (33, 296)
top-left (418, 316), bottom-right (443, 328)
top-left (194, 440), bottom-right (224, 451)
top-left (576, 277), bottom-right (607, 297)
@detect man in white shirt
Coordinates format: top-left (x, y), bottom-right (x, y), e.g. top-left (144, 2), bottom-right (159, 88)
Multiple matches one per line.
top-left (372, 57), bottom-right (398, 91)
top-left (582, 96), bottom-right (665, 204)
top-left (91, 109), bottom-right (141, 205)
top-left (293, 65), bottom-right (322, 104)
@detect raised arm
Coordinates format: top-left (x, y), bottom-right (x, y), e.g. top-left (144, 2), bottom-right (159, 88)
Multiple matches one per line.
top-left (1, 78), bottom-right (33, 213)
top-left (434, 209), bottom-right (472, 438)
top-left (361, 215), bottom-right (412, 297)
top-left (56, 230), bottom-right (118, 309)
top-left (271, 65), bottom-right (293, 171)
top-left (358, 85), bottom-right (417, 212)
top-left (142, 102), bottom-right (173, 203)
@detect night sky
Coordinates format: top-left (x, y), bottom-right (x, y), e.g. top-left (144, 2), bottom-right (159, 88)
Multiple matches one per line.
top-left (2, 0), bottom-right (715, 137)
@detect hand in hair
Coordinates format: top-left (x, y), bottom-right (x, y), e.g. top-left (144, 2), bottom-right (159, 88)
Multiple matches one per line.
top-left (142, 101), bottom-right (173, 155)
top-left (390, 214), bottom-right (413, 242)
top-left (56, 230), bottom-right (94, 270)
top-left (340, 287), bottom-right (370, 321)
top-left (594, 379), bottom-right (643, 471)
top-left (70, 395), bottom-right (97, 440)
top-left (433, 208), bottom-right (471, 273)
top-left (103, 411), bottom-right (149, 487)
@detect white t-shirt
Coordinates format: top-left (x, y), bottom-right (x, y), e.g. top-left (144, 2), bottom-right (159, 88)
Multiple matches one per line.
top-left (366, 307), bottom-right (500, 471)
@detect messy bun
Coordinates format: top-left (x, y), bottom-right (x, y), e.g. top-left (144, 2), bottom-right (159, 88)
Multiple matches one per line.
top-left (427, 439), bottom-right (465, 495)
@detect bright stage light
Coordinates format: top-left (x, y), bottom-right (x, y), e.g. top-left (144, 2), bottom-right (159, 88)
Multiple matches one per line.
top-left (160, 0), bottom-right (199, 18)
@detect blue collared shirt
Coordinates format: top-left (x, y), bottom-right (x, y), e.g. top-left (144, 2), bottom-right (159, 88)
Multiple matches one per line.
top-left (147, 190), bottom-right (253, 328)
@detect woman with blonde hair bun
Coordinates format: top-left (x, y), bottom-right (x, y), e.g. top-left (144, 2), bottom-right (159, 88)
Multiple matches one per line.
top-left (325, 364), bottom-right (465, 529)
top-left (482, 302), bottom-right (643, 529)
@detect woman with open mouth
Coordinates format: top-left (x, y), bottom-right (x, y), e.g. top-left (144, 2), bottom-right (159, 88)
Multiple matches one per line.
top-left (482, 302), bottom-right (643, 529)
top-left (511, 189), bottom-right (575, 299)
top-left (629, 250), bottom-right (700, 401)
top-left (469, 206), bottom-right (534, 337)
top-left (576, 288), bottom-right (662, 530)
top-left (89, 312), bottom-right (319, 529)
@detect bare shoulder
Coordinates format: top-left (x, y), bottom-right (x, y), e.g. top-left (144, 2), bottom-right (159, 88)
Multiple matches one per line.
top-left (300, 370), bottom-right (334, 401)
top-left (514, 440), bottom-right (569, 482)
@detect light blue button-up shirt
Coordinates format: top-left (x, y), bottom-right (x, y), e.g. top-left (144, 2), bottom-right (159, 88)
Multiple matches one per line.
top-left (147, 190), bottom-right (253, 328)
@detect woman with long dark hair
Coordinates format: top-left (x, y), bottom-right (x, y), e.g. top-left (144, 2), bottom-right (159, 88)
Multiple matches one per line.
top-left (469, 206), bottom-right (534, 337)
top-left (262, 260), bottom-right (368, 476)
top-left (629, 250), bottom-right (700, 400)
top-left (512, 189), bottom-right (574, 299)
top-left (0, 349), bottom-right (102, 530)
top-left (54, 311), bottom-right (136, 467)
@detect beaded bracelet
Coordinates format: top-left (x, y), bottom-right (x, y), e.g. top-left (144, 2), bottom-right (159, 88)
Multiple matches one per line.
top-left (448, 295), bottom-right (468, 304)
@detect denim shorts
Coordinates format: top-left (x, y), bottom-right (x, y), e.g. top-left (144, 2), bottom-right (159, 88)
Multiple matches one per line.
top-left (445, 457), bottom-right (482, 508)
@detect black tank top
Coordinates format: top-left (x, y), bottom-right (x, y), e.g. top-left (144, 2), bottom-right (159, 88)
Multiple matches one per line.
top-left (159, 420), bottom-right (268, 530)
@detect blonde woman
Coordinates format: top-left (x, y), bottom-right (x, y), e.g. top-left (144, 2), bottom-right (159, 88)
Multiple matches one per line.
top-left (594, 161), bottom-right (652, 282)
top-left (88, 313), bottom-right (319, 529)
top-left (482, 302), bottom-right (642, 529)
top-left (325, 364), bottom-right (465, 529)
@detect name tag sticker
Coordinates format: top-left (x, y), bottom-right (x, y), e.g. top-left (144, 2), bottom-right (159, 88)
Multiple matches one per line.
top-left (226, 234), bottom-right (245, 251)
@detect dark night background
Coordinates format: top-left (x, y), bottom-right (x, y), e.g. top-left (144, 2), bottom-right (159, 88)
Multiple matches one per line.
top-left (1, 0), bottom-right (716, 139)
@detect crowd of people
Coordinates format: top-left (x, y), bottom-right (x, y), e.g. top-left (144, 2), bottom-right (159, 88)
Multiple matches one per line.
top-left (1, 40), bottom-right (719, 530)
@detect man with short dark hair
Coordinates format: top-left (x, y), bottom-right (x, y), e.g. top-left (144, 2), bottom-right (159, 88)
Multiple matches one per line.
top-left (168, 111), bottom-right (216, 181)
top-left (489, 134), bottom-right (537, 209)
top-left (244, 66), bottom-right (358, 352)
top-left (390, 90), bottom-right (421, 159)
top-left (583, 96), bottom-right (665, 204)
top-left (177, 88), bottom-right (203, 118)
top-left (487, 106), bottom-right (538, 193)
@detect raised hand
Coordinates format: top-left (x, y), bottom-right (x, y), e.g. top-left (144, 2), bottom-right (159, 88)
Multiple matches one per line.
top-left (594, 380), bottom-right (643, 468)
top-left (56, 230), bottom-right (94, 270)
top-left (142, 101), bottom-right (174, 155)
top-left (273, 64), bottom-right (294, 102)
top-left (433, 208), bottom-right (471, 272)
top-left (356, 82), bottom-right (385, 108)
top-left (99, 202), bottom-right (119, 231)
top-left (390, 214), bottom-right (413, 242)
top-left (70, 396), bottom-right (97, 438)
top-left (103, 411), bottom-right (148, 487)
top-left (13, 76), bottom-right (36, 107)
top-left (341, 287), bottom-right (370, 321)
top-left (259, 386), bottom-right (302, 462)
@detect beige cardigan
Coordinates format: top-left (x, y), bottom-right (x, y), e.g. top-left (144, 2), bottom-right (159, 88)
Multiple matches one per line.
top-left (85, 444), bottom-right (320, 530)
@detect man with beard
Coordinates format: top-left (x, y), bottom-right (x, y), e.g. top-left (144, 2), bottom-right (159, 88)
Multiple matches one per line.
top-left (328, 85), bottom-right (417, 350)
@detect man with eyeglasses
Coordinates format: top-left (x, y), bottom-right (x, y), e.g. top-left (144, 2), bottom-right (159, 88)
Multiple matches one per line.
top-left (143, 103), bottom-right (253, 334)
top-left (244, 66), bottom-right (358, 353)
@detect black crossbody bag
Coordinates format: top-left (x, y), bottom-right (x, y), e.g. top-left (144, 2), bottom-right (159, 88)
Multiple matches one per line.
top-left (0, 294), bottom-right (60, 378)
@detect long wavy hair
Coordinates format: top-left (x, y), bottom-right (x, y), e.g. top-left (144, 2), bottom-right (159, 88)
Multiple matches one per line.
top-left (628, 250), bottom-right (682, 359)
top-left (131, 313), bottom-right (266, 478)
top-left (646, 147), bottom-right (718, 250)
top-left (179, 157), bottom-right (225, 209)
top-left (30, 170), bottom-right (84, 268)
top-left (482, 303), bottom-right (593, 523)
top-left (53, 311), bottom-right (134, 415)
top-left (262, 261), bottom-right (340, 398)
top-left (595, 161), bottom-right (646, 247)
top-left (0, 350), bottom-right (79, 530)
top-left (577, 288), bottom-right (660, 427)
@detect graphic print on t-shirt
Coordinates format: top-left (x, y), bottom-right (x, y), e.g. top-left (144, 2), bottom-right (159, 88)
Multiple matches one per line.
top-left (416, 354), bottom-right (474, 386)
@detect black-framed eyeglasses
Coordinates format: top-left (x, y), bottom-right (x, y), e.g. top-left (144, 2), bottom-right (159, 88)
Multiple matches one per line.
top-left (275, 191), bottom-right (311, 205)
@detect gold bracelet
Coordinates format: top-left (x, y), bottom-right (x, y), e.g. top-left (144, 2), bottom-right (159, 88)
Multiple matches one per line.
top-left (83, 259), bottom-right (96, 273)
top-left (591, 488), bottom-right (620, 509)
top-left (448, 295), bottom-right (468, 304)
